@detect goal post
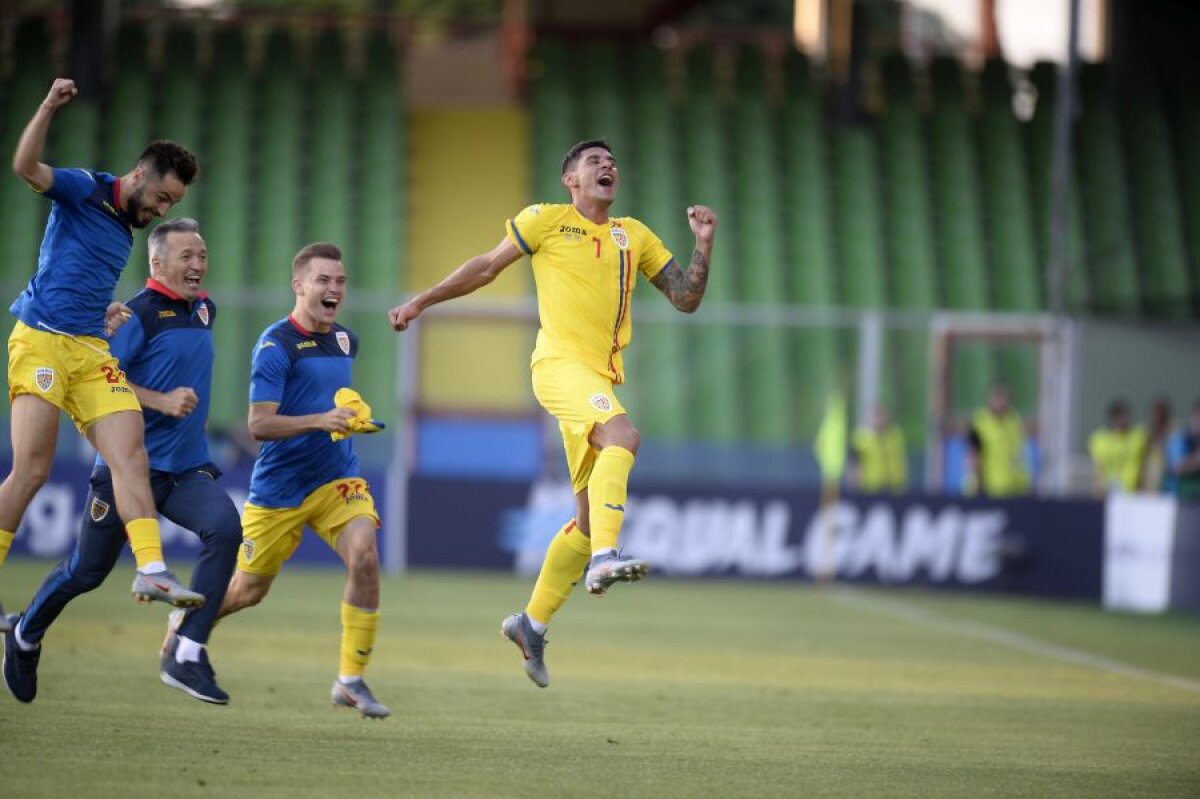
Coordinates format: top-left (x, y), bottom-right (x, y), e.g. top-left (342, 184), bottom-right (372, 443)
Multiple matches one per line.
top-left (926, 312), bottom-right (1080, 496)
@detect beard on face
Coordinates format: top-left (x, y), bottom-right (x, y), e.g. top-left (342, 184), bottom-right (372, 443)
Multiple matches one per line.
top-left (125, 186), bottom-right (155, 229)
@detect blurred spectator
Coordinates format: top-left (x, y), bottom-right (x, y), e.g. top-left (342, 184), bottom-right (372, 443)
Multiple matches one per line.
top-left (1139, 397), bottom-right (1173, 493)
top-left (208, 423), bottom-right (259, 471)
top-left (1167, 400), bottom-right (1200, 501)
top-left (1088, 399), bottom-right (1147, 495)
top-left (966, 383), bottom-right (1029, 497)
top-left (851, 404), bottom-right (907, 494)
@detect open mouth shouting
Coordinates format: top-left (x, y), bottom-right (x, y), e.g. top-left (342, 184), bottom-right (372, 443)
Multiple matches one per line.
top-left (183, 270), bottom-right (203, 291)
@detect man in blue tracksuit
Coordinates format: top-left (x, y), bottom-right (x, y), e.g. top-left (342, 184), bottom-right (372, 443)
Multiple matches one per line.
top-left (4, 218), bottom-right (241, 705)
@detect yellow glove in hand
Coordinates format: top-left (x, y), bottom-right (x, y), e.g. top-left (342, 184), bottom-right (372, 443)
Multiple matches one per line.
top-left (331, 387), bottom-right (386, 442)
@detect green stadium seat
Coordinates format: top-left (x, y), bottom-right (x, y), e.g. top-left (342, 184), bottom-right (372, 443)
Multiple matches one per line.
top-left (684, 48), bottom-right (739, 445)
top-left (734, 47), bottom-right (793, 445)
top-left (354, 32), bottom-right (405, 421)
top-left (0, 19), bottom-right (53, 306)
top-left (1122, 76), bottom-right (1191, 317)
top-left (929, 57), bottom-right (992, 412)
top-left (782, 53), bottom-right (838, 438)
top-left (879, 54), bottom-right (936, 443)
top-left (981, 59), bottom-right (1039, 410)
top-left (530, 42), bottom-right (575, 201)
top-left (107, 24), bottom-right (154, 301)
top-left (624, 44), bottom-right (688, 444)
top-left (199, 29), bottom-right (254, 427)
top-left (1026, 61), bottom-right (1089, 312)
top-left (1077, 63), bottom-right (1140, 315)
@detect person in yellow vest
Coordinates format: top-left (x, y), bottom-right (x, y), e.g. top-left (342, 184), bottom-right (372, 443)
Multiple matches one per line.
top-left (1088, 400), bottom-right (1147, 495)
top-left (851, 404), bottom-right (908, 494)
top-left (966, 383), bottom-right (1030, 497)
top-left (1139, 397), bottom-right (1172, 493)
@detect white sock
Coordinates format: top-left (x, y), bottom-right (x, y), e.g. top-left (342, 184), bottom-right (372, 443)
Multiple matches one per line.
top-left (590, 547), bottom-right (615, 561)
top-left (527, 616), bottom-right (549, 635)
top-left (14, 622), bottom-right (38, 652)
top-left (175, 636), bottom-right (204, 664)
top-left (338, 675), bottom-right (362, 685)
top-left (138, 561), bottom-right (167, 575)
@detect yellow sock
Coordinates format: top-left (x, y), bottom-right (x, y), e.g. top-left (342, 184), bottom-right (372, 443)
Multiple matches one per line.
top-left (0, 529), bottom-right (14, 568)
top-left (587, 446), bottom-right (635, 553)
top-left (525, 519), bottom-right (592, 626)
top-left (339, 602), bottom-right (380, 678)
top-left (125, 518), bottom-right (164, 571)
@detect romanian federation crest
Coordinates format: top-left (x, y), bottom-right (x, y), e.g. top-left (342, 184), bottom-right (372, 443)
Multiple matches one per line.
top-left (590, 393), bottom-right (613, 413)
top-left (34, 367), bottom-right (54, 393)
top-left (89, 497), bottom-right (110, 522)
top-left (242, 539), bottom-right (255, 562)
top-left (610, 225), bottom-right (629, 250)
top-left (197, 303), bottom-right (210, 326)
top-left (336, 331), bottom-right (351, 355)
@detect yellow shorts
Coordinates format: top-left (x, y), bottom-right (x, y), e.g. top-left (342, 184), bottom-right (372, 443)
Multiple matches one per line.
top-left (7, 321), bottom-right (140, 432)
top-left (531, 357), bottom-right (626, 493)
top-left (237, 477), bottom-right (381, 577)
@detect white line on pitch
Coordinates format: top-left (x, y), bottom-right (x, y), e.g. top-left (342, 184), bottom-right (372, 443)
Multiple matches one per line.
top-left (829, 589), bottom-right (1200, 695)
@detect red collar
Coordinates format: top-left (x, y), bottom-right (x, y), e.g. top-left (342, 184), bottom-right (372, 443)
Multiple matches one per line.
top-left (287, 314), bottom-right (314, 337)
top-left (145, 278), bottom-right (208, 301)
top-left (113, 176), bottom-right (122, 210)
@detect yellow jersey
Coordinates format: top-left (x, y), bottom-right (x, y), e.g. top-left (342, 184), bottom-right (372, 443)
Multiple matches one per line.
top-left (852, 425), bottom-right (908, 493)
top-left (505, 203), bottom-right (674, 383)
top-left (971, 408), bottom-right (1030, 497)
top-left (1089, 426), bottom-right (1147, 492)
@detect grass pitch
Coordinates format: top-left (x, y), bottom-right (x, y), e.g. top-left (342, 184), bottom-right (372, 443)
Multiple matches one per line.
top-left (1, 559), bottom-right (1197, 798)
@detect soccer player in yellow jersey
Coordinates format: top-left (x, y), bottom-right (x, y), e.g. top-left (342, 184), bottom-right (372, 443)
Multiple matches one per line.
top-left (389, 139), bottom-right (716, 687)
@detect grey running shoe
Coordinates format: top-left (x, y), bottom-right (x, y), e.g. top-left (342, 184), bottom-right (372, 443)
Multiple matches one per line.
top-left (0, 603), bottom-right (10, 633)
top-left (500, 613), bottom-right (549, 688)
top-left (331, 678), bottom-right (391, 719)
top-left (584, 551), bottom-right (650, 596)
top-left (161, 648), bottom-right (229, 705)
top-left (3, 614), bottom-right (40, 703)
top-left (131, 570), bottom-right (205, 608)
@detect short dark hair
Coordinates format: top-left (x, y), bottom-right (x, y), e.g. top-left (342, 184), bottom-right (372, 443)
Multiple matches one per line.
top-left (137, 140), bottom-right (198, 185)
top-left (292, 242), bottom-right (343, 276)
top-left (148, 217), bottom-right (201, 259)
top-left (561, 138), bottom-right (613, 174)
top-left (1107, 399), bottom-right (1130, 420)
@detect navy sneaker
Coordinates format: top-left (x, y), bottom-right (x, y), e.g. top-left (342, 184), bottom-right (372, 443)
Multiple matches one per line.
top-left (3, 614), bottom-right (40, 703)
top-left (160, 649), bottom-right (229, 705)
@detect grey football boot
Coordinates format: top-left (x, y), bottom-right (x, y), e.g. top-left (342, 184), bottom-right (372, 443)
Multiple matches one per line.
top-left (584, 551), bottom-right (650, 596)
top-left (331, 678), bottom-right (391, 719)
top-left (131, 569), bottom-right (205, 608)
top-left (501, 612), bottom-right (549, 688)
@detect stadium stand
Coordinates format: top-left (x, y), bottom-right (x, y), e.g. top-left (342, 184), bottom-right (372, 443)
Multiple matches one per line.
top-left (735, 46), bottom-right (793, 445)
top-left (783, 53), bottom-right (839, 437)
top-left (1078, 62), bottom-right (1140, 316)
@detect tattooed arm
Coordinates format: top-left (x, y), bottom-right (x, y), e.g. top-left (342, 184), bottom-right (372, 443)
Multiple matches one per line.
top-left (650, 205), bottom-right (718, 313)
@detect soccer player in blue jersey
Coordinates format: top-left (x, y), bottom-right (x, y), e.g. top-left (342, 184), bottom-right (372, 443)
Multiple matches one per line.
top-left (0, 79), bottom-right (203, 626)
top-left (3, 219), bottom-right (242, 705)
top-left (215, 242), bottom-right (390, 719)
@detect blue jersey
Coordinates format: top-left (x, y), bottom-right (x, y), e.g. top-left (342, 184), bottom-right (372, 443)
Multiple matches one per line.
top-left (247, 316), bottom-right (361, 508)
top-left (98, 280), bottom-right (216, 474)
top-left (10, 168), bottom-right (134, 337)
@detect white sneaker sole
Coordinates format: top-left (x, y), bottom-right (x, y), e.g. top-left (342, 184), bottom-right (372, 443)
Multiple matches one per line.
top-left (585, 560), bottom-right (650, 595)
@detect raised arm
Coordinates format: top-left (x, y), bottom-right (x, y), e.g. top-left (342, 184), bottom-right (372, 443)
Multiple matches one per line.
top-left (650, 205), bottom-right (717, 313)
top-left (13, 78), bottom-right (78, 192)
top-left (388, 237), bottom-right (524, 331)
top-left (247, 402), bottom-right (355, 442)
